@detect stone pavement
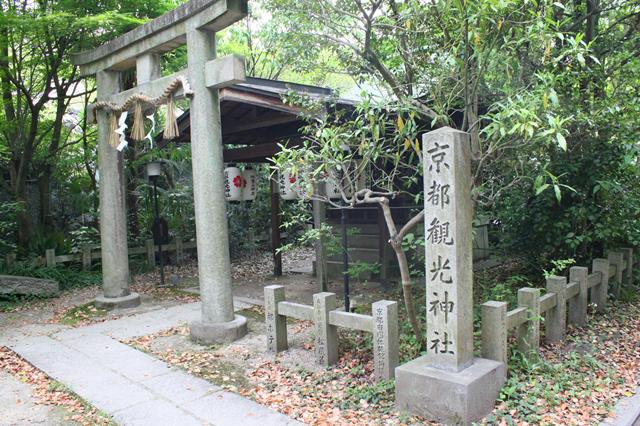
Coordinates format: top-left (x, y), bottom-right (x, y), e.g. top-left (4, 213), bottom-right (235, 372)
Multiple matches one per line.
top-left (6, 300), bottom-right (301, 426)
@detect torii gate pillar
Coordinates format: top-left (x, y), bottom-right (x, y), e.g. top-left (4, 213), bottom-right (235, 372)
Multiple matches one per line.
top-left (72, 1), bottom-right (249, 342)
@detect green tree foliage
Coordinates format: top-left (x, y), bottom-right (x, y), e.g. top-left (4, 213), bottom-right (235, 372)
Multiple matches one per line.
top-left (264, 0), bottom-right (640, 270)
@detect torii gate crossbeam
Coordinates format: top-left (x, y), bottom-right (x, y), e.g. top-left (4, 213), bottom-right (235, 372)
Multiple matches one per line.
top-left (72, 0), bottom-right (249, 344)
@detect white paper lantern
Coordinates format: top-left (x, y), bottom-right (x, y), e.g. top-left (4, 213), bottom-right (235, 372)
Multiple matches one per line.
top-left (279, 170), bottom-right (299, 200)
top-left (242, 168), bottom-right (258, 201)
top-left (224, 166), bottom-right (243, 201)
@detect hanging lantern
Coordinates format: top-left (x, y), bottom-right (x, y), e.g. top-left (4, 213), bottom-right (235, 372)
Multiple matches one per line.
top-left (224, 165), bottom-right (243, 201)
top-left (242, 168), bottom-right (258, 201)
top-left (279, 170), bottom-right (299, 200)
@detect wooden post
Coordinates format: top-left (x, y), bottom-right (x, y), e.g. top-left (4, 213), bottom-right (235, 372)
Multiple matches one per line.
top-left (545, 276), bottom-right (567, 342)
top-left (592, 258), bottom-right (609, 312)
top-left (146, 239), bottom-right (155, 268)
top-left (46, 249), bottom-right (56, 267)
top-left (81, 245), bottom-right (92, 271)
top-left (481, 301), bottom-right (508, 364)
top-left (175, 236), bottom-right (184, 265)
top-left (270, 176), bottom-right (282, 276)
top-left (517, 288), bottom-right (541, 356)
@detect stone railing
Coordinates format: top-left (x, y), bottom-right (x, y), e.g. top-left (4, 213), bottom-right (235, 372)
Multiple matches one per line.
top-left (3, 237), bottom-right (196, 271)
top-left (264, 285), bottom-right (398, 381)
top-left (481, 248), bottom-right (634, 365)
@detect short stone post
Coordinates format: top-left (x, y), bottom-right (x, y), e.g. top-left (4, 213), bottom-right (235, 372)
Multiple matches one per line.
top-left (545, 276), bottom-right (567, 342)
top-left (568, 266), bottom-right (588, 326)
top-left (372, 300), bottom-right (399, 380)
top-left (592, 258), bottom-right (610, 312)
top-left (313, 292), bottom-right (338, 367)
top-left (46, 249), bottom-right (56, 267)
top-left (5, 253), bottom-right (16, 267)
top-left (146, 239), bottom-right (155, 268)
top-left (481, 301), bottom-right (508, 364)
top-left (621, 248), bottom-right (633, 287)
top-left (395, 127), bottom-right (505, 425)
top-left (81, 246), bottom-right (92, 271)
top-left (608, 251), bottom-right (624, 299)
top-left (175, 236), bottom-right (184, 265)
top-left (517, 288), bottom-right (541, 355)
top-left (264, 285), bottom-right (287, 353)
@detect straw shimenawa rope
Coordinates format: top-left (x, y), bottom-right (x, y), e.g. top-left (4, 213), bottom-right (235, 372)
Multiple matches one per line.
top-left (93, 76), bottom-right (194, 113)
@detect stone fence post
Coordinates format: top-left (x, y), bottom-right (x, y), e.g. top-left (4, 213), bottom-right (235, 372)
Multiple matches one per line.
top-left (517, 288), bottom-right (540, 355)
top-left (313, 292), bottom-right (338, 367)
top-left (175, 236), bottom-right (184, 265)
top-left (545, 276), bottom-right (567, 342)
top-left (81, 245), bottom-right (92, 271)
top-left (608, 251), bottom-right (624, 298)
top-left (146, 239), bottom-right (155, 268)
top-left (592, 258), bottom-right (609, 312)
top-left (5, 253), bottom-right (16, 267)
top-left (568, 266), bottom-right (588, 326)
top-left (45, 249), bottom-right (56, 267)
top-left (621, 248), bottom-right (633, 287)
top-left (372, 300), bottom-right (398, 380)
top-left (264, 285), bottom-right (287, 353)
top-left (481, 301), bottom-right (508, 364)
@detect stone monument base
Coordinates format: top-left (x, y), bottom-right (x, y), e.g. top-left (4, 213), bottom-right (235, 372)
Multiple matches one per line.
top-left (190, 315), bottom-right (248, 344)
top-left (396, 356), bottom-right (506, 425)
top-left (95, 292), bottom-right (141, 310)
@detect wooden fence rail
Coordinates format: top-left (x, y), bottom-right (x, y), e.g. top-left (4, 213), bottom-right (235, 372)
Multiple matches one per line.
top-left (481, 248), bottom-right (634, 366)
top-left (4, 237), bottom-right (196, 271)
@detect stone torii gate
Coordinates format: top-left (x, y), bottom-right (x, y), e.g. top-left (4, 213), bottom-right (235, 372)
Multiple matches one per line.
top-left (72, 0), bottom-right (249, 344)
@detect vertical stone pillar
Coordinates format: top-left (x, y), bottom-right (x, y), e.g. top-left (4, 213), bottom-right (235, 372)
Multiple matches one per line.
top-left (608, 252), bottom-right (624, 299)
top-left (423, 128), bottom-right (473, 371)
top-left (372, 300), bottom-right (399, 380)
top-left (395, 128), bottom-right (505, 425)
top-left (592, 258), bottom-right (609, 312)
top-left (264, 285), bottom-right (287, 352)
top-left (481, 301), bottom-right (508, 364)
top-left (186, 28), bottom-right (246, 344)
top-left (146, 239), bottom-right (155, 268)
top-left (94, 69), bottom-right (139, 309)
top-left (5, 253), bottom-right (16, 267)
top-left (621, 248), bottom-right (633, 287)
top-left (545, 276), bottom-right (567, 343)
top-left (81, 246), bottom-right (92, 271)
top-left (175, 236), bottom-right (184, 265)
top-left (313, 292), bottom-right (338, 367)
top-left (568, 266), bottom-right (588, 326)
top-left (517, 288), bottom-right (540, 355)
top-left (46, 249), bottom-right (56, 267)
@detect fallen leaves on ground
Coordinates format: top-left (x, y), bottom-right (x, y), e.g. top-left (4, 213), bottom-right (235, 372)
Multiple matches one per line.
top-left (0, 347), bottom-right (112, 425)
top-left (485, 299), bottom-right (640, 425)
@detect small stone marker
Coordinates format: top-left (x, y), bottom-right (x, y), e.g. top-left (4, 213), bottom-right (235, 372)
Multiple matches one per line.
top-left (372, 300), bottom-right (398, 380)
top-left (395, 127), bottom-right (505, 425)
top-left (313, 292), bottom-right (338, 367)
top-left (264, 285), bottom-right (287, 352)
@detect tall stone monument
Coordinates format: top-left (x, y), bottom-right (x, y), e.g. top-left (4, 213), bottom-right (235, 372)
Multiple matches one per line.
top-left (396, 127), bottom-right (505, 425)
